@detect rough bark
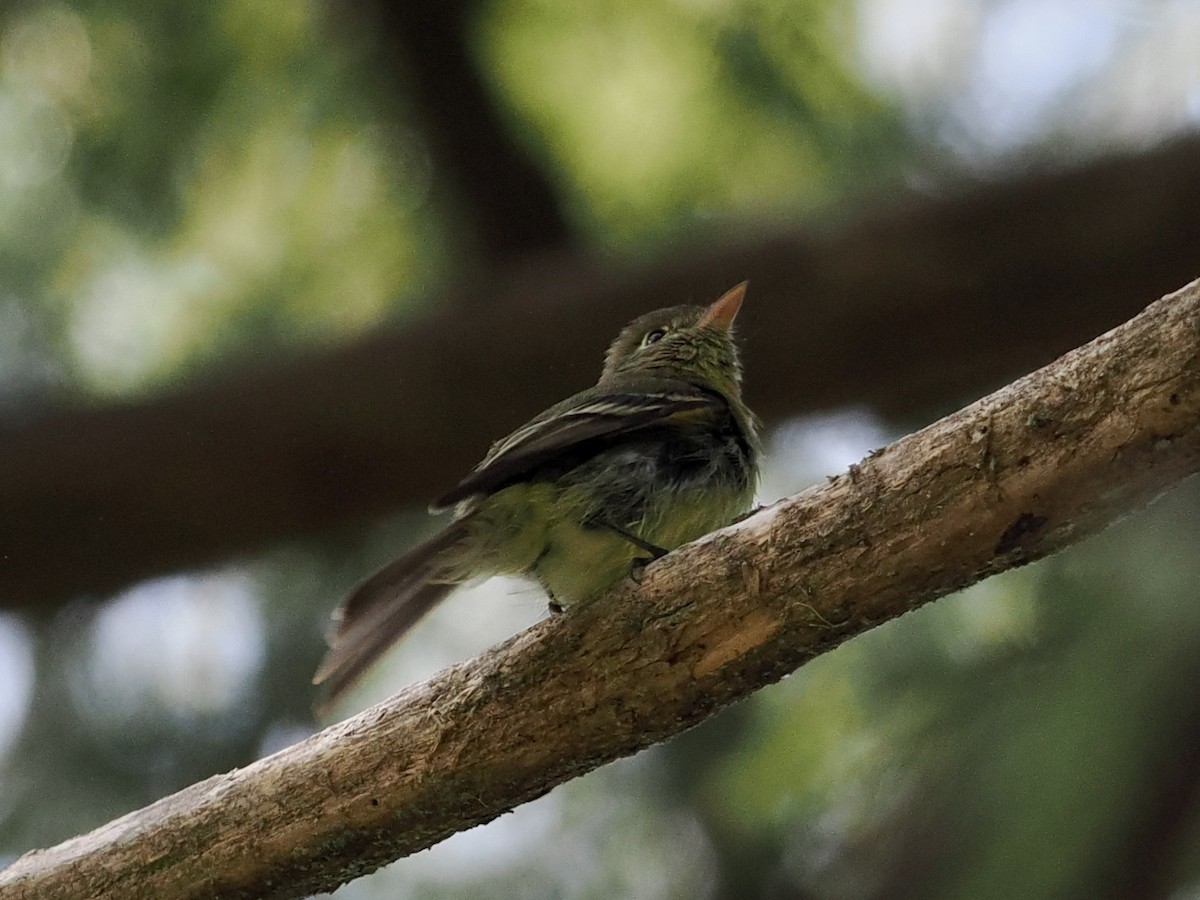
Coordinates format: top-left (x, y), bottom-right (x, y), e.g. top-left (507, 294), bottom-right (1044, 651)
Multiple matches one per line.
top-left (2, 276), bottom-right (1198, 899)
top-left (5, 138), bottom-right (1200, 612)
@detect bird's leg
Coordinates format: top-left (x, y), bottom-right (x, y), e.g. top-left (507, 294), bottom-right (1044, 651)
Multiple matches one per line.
top-left (732, 504), bottom-right (765, 524)
top-left (600, 521), bottom-right (669, 583)
top-left (600, 520), bottom-right (669, 558)
top-left (545, 582), bottom-right (564, 614)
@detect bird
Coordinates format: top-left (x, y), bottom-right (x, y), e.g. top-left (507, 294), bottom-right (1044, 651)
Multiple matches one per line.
top-left (314, 282), bottom-right (761, 710)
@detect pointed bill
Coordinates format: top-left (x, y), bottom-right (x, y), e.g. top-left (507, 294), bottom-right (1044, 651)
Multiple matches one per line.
top-left (697, 281), bottom-right (747, 331)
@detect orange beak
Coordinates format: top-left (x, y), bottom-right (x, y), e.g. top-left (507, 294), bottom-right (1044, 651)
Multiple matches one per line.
top-left (697, 281), bottom-right (747, 332)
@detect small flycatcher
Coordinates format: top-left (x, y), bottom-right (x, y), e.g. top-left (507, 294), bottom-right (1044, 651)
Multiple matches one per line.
top-left (315, 283), bottom-right (760, 707)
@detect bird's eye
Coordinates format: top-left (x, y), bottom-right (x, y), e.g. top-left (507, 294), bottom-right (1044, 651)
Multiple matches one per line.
top-left (641, 328), bottom-right (667, 348)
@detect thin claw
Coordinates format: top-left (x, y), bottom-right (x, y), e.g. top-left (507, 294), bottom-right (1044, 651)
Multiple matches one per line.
top-left (601, 521), bottom-right (669, 559)
top-left (732, 504), bottom-right (765, 525)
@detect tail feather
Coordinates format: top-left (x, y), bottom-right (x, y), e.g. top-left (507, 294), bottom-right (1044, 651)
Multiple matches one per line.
top-left (314, 518), bottom-right (471, 713)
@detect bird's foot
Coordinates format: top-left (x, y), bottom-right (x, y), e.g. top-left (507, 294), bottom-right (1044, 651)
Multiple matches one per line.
top-left (629, 556), bottom-right (654, 584)
top-left (602, 521), bottom-right (668, 559)
top-left (732, 504), bottom-right (765, 524)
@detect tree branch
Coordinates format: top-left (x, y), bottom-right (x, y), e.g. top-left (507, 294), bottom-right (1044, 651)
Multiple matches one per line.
top-left (6, 138), bottom-right (1200, 611)
top-left (3, 276), bottom-right (1198, 899)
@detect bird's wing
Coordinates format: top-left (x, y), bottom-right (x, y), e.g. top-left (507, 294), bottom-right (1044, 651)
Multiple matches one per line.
top-left (432, 382), bottom-right (726, 511)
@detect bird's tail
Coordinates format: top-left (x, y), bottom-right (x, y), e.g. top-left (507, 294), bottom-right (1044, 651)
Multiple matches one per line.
top-left (313, 517), bottom-right (473, 714)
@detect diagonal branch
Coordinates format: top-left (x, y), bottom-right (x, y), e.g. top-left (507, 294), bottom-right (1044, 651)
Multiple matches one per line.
top-left (3, 276), bottom-right (1198, 898)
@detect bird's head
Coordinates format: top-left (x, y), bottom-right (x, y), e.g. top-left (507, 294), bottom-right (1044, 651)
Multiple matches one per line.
top-left (600, 282), bottom-right (748, 395)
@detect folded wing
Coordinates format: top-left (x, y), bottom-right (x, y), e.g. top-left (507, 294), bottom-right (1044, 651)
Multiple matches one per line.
top-left (432, 383), bottom-right (727, 511)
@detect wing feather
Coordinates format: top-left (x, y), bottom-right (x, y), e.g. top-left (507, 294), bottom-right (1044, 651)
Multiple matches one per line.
top-left (432, 385), bottom-right (724, 510)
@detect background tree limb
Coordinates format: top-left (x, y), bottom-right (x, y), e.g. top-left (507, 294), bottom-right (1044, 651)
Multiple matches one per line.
top-left (5, 138), bottom-right (1200, 612)
top-left (3, 276), bottom-right (1197, 899)
top-left (341, 0), bottom-right (574, 261)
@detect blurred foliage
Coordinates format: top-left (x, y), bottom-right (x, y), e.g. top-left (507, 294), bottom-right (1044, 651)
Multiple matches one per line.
top-left (1, 0), bottom-right (445, 401)
top-left (477, 0), bottom-right (913, 246)
top-left (4, 0), bottom-right (1196, 399)
top-left (3, 0), bottom-right (1200, 898)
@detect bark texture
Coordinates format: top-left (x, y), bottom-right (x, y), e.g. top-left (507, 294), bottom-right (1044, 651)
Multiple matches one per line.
top-left (2, 278), bottom-right (1198, 899)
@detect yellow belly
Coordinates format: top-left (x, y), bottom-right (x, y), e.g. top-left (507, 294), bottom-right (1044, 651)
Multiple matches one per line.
top-left (459, 479), bottom-right (752, 606)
